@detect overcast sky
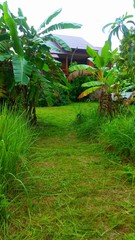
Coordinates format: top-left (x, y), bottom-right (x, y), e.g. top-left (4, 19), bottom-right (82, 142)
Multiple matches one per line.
top-left (1, 0), bottom-right (135, 49)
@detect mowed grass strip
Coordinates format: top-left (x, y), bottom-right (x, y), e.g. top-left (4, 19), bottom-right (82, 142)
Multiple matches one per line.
top-left (3, 103), bottom-right (135, 240)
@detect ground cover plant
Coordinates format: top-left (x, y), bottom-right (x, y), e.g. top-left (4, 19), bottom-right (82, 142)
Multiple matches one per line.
top-left (1, 103), bottom-right (135, 239)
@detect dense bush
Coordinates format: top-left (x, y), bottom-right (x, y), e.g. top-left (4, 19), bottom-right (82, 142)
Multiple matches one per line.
top-left (69, 75), bottom-right (97, 102)
top-left (37, 87), bottom-right (71, 107)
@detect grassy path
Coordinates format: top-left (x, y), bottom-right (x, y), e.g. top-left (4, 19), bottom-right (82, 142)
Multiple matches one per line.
top-left (4, 103), bottom-right (135, 240)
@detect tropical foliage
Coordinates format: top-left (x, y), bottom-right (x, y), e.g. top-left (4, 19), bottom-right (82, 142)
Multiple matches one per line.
top-left (102, 13), bottom-right (135, 43)
top-left (116, 28), bottom-right (135, 84)
top-left (0, 1), bottom-right (81, 123)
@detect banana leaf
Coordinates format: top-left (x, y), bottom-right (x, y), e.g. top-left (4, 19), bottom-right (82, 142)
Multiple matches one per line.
top-left (3, 1), bottom-right (23, 56)
top-left (81, 81), bottom-right (104, 88)
top-left (69, 64), bottom-right (95, 73)
top-left (38, 8), bottom-right (62, 31)
top-left (45, 34), bottom-right (71, 52)
top-left (68, 70), bottom-right (95, 81)
top-left (39, 22), bottom-right (82, 35)
top-left (78, 86), bottom-right (101, 99)
top-left (12, 55), bottom-right (32, 85)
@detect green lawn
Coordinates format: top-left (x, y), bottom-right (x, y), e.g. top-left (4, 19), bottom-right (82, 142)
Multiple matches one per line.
top-left (1, 103), bottom-right (135, 240)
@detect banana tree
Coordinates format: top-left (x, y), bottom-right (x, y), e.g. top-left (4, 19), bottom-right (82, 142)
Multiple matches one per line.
top-left (0, 1), bottom-right (81, 123)
top-left (68, 41), bottom-right (119, 116)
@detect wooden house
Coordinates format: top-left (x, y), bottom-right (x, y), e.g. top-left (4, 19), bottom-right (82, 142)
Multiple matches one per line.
top-left (49, 34), bottom-right (101, 75)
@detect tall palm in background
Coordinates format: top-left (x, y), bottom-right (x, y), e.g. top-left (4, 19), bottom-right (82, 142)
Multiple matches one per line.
top-left (102, 13), bottom-right (135, 43)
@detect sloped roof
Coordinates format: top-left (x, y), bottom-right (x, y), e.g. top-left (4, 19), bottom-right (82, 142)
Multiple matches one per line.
top-left (54, 34), bottom-right (94, 50)
top-left (49, 34), bottom-right (101, 54)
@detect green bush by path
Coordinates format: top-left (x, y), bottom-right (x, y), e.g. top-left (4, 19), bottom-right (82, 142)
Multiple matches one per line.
top-left (73, 103), bottom-right (105, 141)
top-left (99, 108), bottom-right (135, 159)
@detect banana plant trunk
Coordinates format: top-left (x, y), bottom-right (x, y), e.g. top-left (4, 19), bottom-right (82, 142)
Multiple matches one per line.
top-left (99, 85), bottom-right (115, 117)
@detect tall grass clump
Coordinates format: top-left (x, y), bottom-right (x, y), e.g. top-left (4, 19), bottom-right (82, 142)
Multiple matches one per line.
top-left (0, 106), bottom-right (34, 194)
top-left (100, 109), bottom-right (135, 159)
top-left (73, 105), bottom-right (105, 141)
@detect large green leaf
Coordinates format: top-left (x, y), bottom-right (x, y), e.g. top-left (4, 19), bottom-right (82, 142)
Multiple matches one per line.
top-left (69, 64), bottom-right (95, 73)
top-left (100, 41), bottom-right (111, 66)
top-left (39, 22), bottom-right (82, 35)
top-left (86, 45), bottom-right (99, 59)
top-left (81, 81), bottom-right (104, 88)
top-left (45, 34), bottom-right (71, 51)
top-left (101, 41), bottom-right (111, 58)
top-left (78, 86), bottom-right (101, 99)
top-left (86, 46), bottom-right (102, 68)
top-left (3, 1), bottom-right (23, 56)
top-left (12, 55), bottom-right (32, 85)
top-left (38, 8), bottom-right (62, 31)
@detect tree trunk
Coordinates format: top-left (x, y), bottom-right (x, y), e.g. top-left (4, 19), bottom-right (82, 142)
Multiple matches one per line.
top-left (99, 86), bottom-right (115, 117)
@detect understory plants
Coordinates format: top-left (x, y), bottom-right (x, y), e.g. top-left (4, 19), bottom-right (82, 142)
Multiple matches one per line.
top-left (73, 103), bottom-right (135, 161)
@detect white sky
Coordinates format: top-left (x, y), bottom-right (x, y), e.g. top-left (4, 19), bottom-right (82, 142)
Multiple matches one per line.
top-left (1, 0), bottom-right (135, 49)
